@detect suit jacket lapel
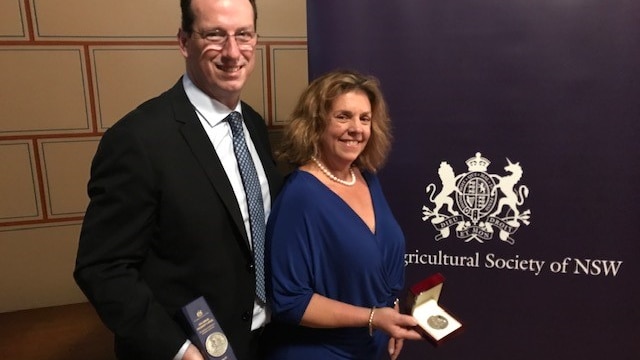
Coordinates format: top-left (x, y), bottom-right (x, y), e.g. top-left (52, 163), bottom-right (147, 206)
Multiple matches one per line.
top-left (169, 80), bottom-right (251, 252)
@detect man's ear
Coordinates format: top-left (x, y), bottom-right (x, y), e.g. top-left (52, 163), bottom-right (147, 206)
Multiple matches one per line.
top-left (177, 28), bottom-right (189, 57)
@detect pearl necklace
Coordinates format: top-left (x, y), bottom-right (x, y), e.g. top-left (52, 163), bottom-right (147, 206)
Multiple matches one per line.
top-left (310, 156), bottom-right (356, 186)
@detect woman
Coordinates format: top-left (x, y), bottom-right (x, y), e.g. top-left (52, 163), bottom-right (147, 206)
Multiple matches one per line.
top-left (265, 70), bottom-right (422, 359)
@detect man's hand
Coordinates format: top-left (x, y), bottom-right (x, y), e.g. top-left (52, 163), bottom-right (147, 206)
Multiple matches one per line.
top-left (182, 344), bottom-right (205, 360)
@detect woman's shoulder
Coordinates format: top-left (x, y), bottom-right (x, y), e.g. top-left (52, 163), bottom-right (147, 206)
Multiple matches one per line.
top-left (269, 170), bottom-right (326, 228)
top-left (283, 169), bottom-right (317, 187)
top-left (276, 170), bottom-right (322, 202)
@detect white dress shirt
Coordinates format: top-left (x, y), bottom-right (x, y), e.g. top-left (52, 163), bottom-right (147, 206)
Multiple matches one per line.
top-left (174, 74), bottom-right (271, 360)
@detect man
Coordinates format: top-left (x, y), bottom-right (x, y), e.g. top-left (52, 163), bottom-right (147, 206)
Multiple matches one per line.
top-left (74, 1), bottom-right (282, 359)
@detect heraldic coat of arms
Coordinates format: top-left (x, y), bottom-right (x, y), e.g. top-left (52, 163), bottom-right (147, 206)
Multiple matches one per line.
top-left (422, 152), bottom-right (531, 244)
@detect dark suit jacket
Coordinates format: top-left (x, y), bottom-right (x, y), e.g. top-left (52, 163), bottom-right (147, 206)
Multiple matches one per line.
top-left (74, 78), bottom-right (283, 360)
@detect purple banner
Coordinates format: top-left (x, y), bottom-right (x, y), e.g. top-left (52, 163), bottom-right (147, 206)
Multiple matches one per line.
top-left (307, 0), bottom-right (640, 358)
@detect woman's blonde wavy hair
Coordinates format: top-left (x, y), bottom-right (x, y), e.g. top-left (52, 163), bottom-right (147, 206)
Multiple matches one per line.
top-left (276, 69), bottom-right (392, 172)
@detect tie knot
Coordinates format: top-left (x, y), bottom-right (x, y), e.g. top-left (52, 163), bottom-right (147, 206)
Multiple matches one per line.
top-left (227, 111), bottom-right (244, 137)
top-left (228, 111), bottom-right (242, 123)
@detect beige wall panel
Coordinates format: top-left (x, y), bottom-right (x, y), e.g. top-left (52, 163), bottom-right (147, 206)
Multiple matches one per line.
top-left (0, 0), bottom-right (27, 39)
top-left (0, 47), bottom-right (90, 135)
top-left (0, 142), bottom-right (41, 222)
top-left (271, 46), bottom-right (308, 125)
top-left (92, 47), bottom-right (185, 129)
top-left (257, 0), bottom-right (307, 40)
top-left (0, 224), bottom-right (86, 312)
top-left (31, 0), bottom-right (177, 39)
top-left (0, 0), bottom-right (308, 313)
top-left (242, 47), bottom-right (267, 120)
top-left (39, 139), bottom-right (100, 218)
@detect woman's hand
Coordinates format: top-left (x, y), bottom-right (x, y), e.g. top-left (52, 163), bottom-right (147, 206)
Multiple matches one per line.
top-left (373, 304), bottom-right (423, 359)
top-left (388, 336), bottom-right (404, 360)
top-left (371, 307), bottom-right (423, 340)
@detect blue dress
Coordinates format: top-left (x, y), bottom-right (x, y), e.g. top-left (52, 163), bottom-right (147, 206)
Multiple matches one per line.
top-left (265, 169), bottom-right (405, 359)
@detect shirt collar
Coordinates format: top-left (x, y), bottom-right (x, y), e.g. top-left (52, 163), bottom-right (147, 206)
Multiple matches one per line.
top-left (182, 74), bottom-right (242, 128)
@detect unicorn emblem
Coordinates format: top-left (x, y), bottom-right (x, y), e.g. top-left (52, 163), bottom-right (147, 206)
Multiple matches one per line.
top-left (487, 158), bottom-right (531, 244)
top-left (491, 159), bottom-right (529, 219)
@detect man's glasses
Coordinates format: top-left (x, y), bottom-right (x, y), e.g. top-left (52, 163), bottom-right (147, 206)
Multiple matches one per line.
top-left (191, 29), bottom-right (258, 51)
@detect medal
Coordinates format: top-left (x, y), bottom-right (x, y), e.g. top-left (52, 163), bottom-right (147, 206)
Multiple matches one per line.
top-left (205, 332), bottom-right (229, 357)
top-left (427, 314), bottom-right (449, 330)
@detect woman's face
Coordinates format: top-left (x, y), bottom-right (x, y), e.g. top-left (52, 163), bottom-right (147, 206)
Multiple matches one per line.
top-left (318, 90), bottom-right (372, 168)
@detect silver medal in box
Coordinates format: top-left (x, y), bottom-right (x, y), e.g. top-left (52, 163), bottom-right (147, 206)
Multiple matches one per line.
top-left (408, 273), bottom-right (463, 346)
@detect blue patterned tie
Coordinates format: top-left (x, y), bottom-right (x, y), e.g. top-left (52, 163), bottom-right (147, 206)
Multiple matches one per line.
top-left (227, 111), bottom-right (266, 303)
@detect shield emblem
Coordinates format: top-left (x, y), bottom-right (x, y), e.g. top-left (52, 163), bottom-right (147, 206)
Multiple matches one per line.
top-left (456, 172), bottom-right (497, 225)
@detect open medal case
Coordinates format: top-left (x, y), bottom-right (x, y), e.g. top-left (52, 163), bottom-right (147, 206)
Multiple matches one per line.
top-left (407, 273), bottom-right (463, 346)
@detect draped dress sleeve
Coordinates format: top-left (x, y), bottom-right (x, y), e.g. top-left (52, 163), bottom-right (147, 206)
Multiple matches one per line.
top-left (265, 170), bottom-right (405, 359)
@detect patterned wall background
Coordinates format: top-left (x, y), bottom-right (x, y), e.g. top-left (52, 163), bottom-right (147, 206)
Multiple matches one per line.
top-left (0, 0), bottom-right (308, 313)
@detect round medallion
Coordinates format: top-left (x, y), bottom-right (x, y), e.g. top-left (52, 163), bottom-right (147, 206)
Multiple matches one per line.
top-left (205, 332), bottom-right (229, 357)
top-left (427, 314), bottom-right (449, 330)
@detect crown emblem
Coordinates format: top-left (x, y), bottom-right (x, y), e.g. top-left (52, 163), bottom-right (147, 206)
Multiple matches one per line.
top-left (465, 152), bottom-right (490, 172)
